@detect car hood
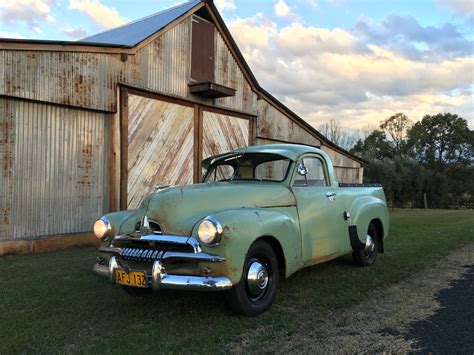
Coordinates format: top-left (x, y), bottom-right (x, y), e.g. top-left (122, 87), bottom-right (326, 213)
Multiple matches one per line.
top-left (143, 182), bottom-right (296, 236)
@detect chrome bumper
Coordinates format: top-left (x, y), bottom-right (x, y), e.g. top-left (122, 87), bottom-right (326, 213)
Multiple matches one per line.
top-left (93, 256), bottom-right (232, 291)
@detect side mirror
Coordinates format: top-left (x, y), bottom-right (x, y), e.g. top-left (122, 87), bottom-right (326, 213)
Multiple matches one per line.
top-left (297, 163), bottom-right (308, 176)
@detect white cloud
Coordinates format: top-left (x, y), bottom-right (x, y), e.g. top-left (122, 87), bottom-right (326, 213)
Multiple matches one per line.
top-left (214, 0), bottom-right (236, 12)
top-left (227, 14), bottom-right (474, 130)
top-left (0, 31), bottom-right (27, 39)
top-left (0, 0), bottom-right (55, 30)
top-left (274, 0), bottom-right (299, 20)
top-left (68, 0), bottom-right (127, 29)
top-left (437, 0), bottom-right (474, 23)
top-left (61, 26), bottom-right (88, 39)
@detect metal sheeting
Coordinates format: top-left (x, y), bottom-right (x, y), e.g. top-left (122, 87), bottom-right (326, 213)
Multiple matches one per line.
top-left (80, 0), bottom-right (200, 46)
top-left (0, 50), bottom-right (123, 112)
top-left (321, 146), bottom-right (361, 169)
top-left (202, 110), bottom-right (250, 166)
top-left (213, 29), bottom-right (257, 114)
top-left (0, 98), bottom-right (109, 241)
top-left (127, 94), bottom-right (194, 209)
top-left (133, 17), bottom-right (192, 98)
top-left (257, 99), bottom-right (321, 147)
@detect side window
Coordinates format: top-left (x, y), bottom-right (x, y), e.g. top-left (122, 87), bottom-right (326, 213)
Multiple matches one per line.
top-left (255, 159), bottom-right (290, 181)
top-left (293, 157), bottom-right (328, 187)
top-left (206, 164), bottom-right (234, 182)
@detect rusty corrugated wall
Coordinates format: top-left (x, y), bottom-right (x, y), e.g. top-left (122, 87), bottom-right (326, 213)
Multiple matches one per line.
top-left (213, 28), bottom-right (257, 114)
top-left (0, 50), bottom-right (123, 112)
top-left (257, 99), bottom-right (321, 147)
top-left (0, 98), bottom-right (109, 240)
top-left (134, 17), bottom-right (192, 98)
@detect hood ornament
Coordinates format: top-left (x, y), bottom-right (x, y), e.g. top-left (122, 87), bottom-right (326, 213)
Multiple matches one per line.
top-left (153, 184), bottom-right (172, 192)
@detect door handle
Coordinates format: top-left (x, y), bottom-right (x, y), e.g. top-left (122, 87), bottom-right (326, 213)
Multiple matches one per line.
top-left (326, 192), bottom-right (336, 201)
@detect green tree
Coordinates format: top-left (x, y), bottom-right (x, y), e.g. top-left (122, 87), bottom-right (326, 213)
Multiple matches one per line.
top-left (407, 113), bottom-right (473, 169)
top-left (350, 130), bottom-right (392, 161)
top-left (380, 113), bottom-right (412, 156)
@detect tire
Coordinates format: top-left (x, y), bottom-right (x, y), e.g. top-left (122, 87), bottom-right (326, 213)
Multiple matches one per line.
top-left (226, 240), bottom-right (279, 316)
top-left (353, 224), bottom-right (378, 266)
top-left (121, 286), bottom-right (153, 296)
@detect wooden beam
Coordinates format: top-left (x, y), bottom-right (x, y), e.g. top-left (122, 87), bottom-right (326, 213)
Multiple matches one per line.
top-left (193, 104), bottom-right (200, 183)
top-left (119, 89), bottom-right (129, 210)
top-left (108, 89), bottom-right (121, 212)
top-left (197, 106), bottom-right (204, 182)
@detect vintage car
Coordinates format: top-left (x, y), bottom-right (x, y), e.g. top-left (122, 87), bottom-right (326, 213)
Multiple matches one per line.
top-left (92, 144), bottom-right (389, 316)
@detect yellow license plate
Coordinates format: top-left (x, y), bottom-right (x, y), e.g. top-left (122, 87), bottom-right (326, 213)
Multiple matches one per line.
top-left (115, 269), bottom-right (148, 288)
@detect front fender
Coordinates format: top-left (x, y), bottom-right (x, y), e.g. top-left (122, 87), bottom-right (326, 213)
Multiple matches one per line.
top-left (349, 196), bottom-right (390, 244)
top-left (196, 207), bottom-right (302, 284)
top-left (102, 210), bottom-right (142, 243)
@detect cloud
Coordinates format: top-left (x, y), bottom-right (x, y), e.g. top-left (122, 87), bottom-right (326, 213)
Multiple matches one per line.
top-left (437, 0), bottom-right (474, 23)
top-left (227, 14), bottom-right (473, 130)
top-left (354, 14), bottom-right (474, 60)
top-left (0, 0), bottom-right (55, 30)
top-left (61, 26), bottom-right (88, 39)
top-left (298, 0), bottom-right (318, 9)
top-left (68, 0), bottom-right (127, 29)
top-left (214, 0), bottom-right (236, 12)
top-left (274, 0), bottom-right (299, 20)
top-left (0, 31), bottom-right (27, 39)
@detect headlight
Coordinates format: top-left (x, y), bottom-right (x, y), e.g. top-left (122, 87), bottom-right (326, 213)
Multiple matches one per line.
top-left (93, 217), bottom-right (112, 240)
top-left (197, 216), bottom-right (223, 245)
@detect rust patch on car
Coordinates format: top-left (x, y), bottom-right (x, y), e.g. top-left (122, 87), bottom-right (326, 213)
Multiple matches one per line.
top-left (309, 252), bottom-right (338, 265)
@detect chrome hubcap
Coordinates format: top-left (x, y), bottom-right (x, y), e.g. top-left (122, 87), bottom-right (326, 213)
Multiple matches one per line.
top-left (365, 234), bottom-right (375, 257)
top-left (247, 261), bottom-right (269, 298)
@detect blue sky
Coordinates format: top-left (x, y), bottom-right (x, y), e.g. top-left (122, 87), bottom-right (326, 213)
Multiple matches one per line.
top-left (1, 0), bottom-right (473, 130)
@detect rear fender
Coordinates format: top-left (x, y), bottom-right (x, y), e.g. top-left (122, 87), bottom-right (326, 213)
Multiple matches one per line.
top-left (349, 196), bottom-right (390, 245)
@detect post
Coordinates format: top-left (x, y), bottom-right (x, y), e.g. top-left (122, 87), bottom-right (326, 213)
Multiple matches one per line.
top-left (423, 193), bottom-right (428, 210)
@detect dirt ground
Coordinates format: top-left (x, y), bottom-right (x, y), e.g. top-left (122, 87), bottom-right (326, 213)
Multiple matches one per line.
top-left (227, 243), bottom-right (474, 353)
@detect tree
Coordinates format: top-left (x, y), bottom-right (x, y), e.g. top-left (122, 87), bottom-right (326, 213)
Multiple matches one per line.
top-left (407, 113), bottom-right (473, 169)
top-left (380, 113), bottom-right (412, 156)
top-left (350, 130), bottom-right (393, 161)
top-left (318, 119), bottom-right (359, 150)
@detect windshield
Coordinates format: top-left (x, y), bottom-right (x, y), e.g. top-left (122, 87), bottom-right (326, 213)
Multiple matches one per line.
top-left (204, 153), bottom-right (291, 183)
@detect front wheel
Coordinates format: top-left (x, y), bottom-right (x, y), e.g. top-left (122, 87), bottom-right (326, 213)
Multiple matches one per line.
top-left (226, 240), bottom-right (279, 316)
top-left (352, 224), bottom-right (378, 266)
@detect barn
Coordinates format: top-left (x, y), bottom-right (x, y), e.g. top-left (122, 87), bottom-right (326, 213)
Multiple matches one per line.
top-left (0, 0), bottom-right (365, 253)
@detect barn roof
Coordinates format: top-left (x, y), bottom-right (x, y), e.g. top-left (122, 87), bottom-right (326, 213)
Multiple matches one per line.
top-left (80, 0), bottom-right (201, 47)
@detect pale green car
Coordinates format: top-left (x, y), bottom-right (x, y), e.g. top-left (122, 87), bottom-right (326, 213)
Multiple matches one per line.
top-left (93, 144), bottom-right (389, 316)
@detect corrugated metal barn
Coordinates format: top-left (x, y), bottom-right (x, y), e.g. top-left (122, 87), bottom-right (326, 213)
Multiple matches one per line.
top-left (0, 0), bottom-right (365, 251)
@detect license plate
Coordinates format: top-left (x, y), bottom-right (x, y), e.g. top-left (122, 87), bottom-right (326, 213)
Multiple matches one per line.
top-left (115, 269), bottom-right (148, 288)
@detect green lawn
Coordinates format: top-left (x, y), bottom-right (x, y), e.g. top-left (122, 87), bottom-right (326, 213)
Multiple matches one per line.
top-left (1, 209), bottom-right (473, 354)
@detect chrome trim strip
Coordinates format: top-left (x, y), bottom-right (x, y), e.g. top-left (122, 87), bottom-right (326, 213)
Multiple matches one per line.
top-left (151, 261), bottom-right (232, 291)
top-left (140, 234), bottom-right (189, 243)
top-left (112, 234), bottom-right (201, 252)
top-left (161, 252), bottom-right (225, 262)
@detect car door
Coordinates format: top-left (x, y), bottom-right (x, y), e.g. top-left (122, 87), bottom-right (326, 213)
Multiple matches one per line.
top-left (292, 155), bottom-right (346, 266)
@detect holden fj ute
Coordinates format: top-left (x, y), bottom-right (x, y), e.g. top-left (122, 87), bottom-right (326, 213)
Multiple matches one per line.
top-left (92, 144), bottom-right (389, 316)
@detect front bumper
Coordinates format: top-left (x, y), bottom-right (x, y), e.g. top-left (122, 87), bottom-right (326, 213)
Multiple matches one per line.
top-left (93, 234), bottom-right (233, 291)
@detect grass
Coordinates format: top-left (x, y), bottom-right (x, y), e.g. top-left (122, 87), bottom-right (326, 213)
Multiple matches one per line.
top-left (0, 209), bottom-right (473, 354)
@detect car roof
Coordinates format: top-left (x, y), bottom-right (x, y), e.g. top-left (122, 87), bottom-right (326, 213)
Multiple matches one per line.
top-left (202, 144), bottom-right (323, 169)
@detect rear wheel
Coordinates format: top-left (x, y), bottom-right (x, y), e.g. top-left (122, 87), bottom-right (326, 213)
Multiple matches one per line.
top-left (226, 240), bottom-right (279, 316)
top-left (353, 224), bottom-right (378, 266)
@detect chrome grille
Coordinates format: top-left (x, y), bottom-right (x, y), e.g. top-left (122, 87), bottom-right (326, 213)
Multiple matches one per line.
top-left (121, 248), bottom-right (164, 262)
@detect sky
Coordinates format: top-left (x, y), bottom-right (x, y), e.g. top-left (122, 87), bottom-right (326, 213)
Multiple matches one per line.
top-left (1, 0), bottom-right (473, 131)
